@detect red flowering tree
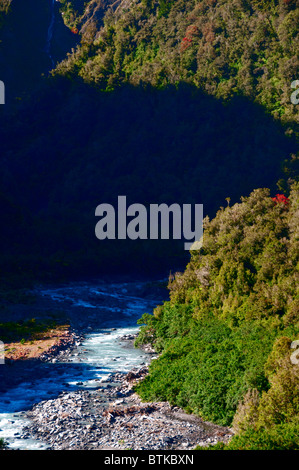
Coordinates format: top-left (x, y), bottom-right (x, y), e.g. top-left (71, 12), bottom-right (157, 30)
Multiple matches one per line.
top-left (180, 24), bottom-right (199, 52)
top-left (271, 194), bottom-right (290, 206)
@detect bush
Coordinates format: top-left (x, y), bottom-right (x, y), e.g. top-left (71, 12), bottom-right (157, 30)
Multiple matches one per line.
top-left (0, 437), bottom-right (7, 449)
top-left (135, 315), bottom-right (280, 425)
top-left (199, 423), bottom-right (299, 450)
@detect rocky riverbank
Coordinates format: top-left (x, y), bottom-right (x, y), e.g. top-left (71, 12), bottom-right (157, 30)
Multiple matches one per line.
top-left (0, 327), bottom-right (80, 397)
top-left (20, 336), bottom-right (233, 450)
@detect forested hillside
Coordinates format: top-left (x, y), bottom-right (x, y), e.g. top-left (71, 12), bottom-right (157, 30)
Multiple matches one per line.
top-left (55, 0), bottom-right (298, 123)
top-left (0, 0), bottom-right (78, 102)
top-left (135, 183), bottom-right (299, 449)
top-left (55, 0), bottom-right (299, 176)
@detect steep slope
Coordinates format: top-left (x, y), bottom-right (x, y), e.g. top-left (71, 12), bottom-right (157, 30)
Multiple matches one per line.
top-left (0, 80), bottom-right (295, 281)
top-left (0, 0), bottom-right (298, 449)
top-left (53, 0), bottom-right (299, 180)
top-left (54, 0), bottom-right (299, 124)
top-left (0, 0), bottom-right (10, 24)
top-left (135, 183), bottom-right (299, 449)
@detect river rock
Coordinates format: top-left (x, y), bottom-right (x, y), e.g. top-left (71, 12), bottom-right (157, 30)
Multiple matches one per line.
top-left (22, 366), bottom-right (233, 450)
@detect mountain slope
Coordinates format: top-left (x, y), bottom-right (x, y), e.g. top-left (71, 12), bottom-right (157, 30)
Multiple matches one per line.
top-left (0, 0), bottom-right (298, 451)
top-left (0, 80), bottom-right (296, 281)
top-left (55, 0), bottom-right (299, 125)
top-left (135, 182), bottom-right (299, 448)
top-left (0, 0), bottom-right (297, 282)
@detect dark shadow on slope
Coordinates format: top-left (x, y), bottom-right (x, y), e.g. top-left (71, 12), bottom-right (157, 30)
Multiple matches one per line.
top-left (0, 77), bottom-right (296, 282)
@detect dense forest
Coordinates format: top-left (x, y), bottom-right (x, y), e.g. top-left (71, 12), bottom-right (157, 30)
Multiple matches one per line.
top-left (135, 184), bottom-right (299, 449)
top-left (0, 0), bottom-right (298, 450)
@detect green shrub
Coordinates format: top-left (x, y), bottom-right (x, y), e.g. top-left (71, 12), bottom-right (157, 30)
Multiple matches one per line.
top-left (198, 423), bottom-right (299, 450)
top-left (0, 437), bottom-right (7, 449)
top-left (135, 316), bottom-right (279, 425)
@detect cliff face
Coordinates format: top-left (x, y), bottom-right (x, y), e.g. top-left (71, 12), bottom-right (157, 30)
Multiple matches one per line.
top-left (0, 0), bottom-right (78, 102)
top-left (0, 0), bottom-right (48, 99)
top-left (54, 0), bottom-right (299, 128)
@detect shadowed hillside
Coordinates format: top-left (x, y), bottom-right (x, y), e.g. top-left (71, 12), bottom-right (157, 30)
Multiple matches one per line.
top-left (0, 0), bottom-right (78, 102)
top-left (0, 78), bottom-right (296, 282)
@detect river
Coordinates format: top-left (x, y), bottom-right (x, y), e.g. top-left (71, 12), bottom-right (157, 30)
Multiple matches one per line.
top-left (0, 278), bottom-right (166, 450)
top-left (0, 3), bottom-right (167, 451)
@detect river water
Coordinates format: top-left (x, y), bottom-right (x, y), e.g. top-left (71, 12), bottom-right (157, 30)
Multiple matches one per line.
top-left (0, 279), bottom-right (165, 450)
